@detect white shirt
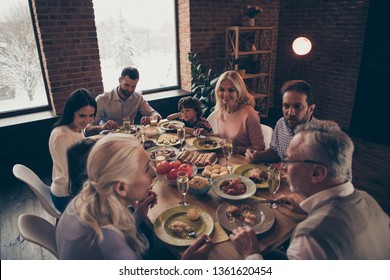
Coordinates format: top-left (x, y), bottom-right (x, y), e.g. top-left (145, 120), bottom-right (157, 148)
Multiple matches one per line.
top-left (247, 181), bottom-right (354, 260)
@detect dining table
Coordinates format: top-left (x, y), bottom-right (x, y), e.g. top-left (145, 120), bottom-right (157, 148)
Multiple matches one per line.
top-left (145, 134), bottom-right (306, 260)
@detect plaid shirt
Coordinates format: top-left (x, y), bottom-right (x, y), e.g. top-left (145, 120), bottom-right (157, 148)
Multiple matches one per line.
top-left (180, 116), bottom-right (213, 133)
top-left (270, 117), bottom-right (316, 160)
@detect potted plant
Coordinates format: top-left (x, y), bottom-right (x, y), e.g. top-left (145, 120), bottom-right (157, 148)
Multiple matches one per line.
top-left (188, 53), bottom-right (219, 118)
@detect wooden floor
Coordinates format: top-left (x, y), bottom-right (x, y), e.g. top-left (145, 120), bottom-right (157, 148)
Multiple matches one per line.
top-left (1, 136), bottom-right (389, 260)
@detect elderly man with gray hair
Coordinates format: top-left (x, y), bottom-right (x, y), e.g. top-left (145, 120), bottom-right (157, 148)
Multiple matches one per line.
top-left (231, 120), bottom-right (390, 259)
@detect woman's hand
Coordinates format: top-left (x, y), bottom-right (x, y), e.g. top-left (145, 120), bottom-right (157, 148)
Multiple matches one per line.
top-left (134, 190), bottom-right (158, 218)
top-left (181, 234), bottom-right (213, 260)
top-left (229, 226), bottom-right (258, 259)
top-left (275, 194), bottom-right (306, 214)
top-left (102, 120), bottom-right (118, 131)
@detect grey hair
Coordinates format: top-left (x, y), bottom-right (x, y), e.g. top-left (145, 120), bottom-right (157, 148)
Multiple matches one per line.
top-left (294, 120), bottom-right (354, 179)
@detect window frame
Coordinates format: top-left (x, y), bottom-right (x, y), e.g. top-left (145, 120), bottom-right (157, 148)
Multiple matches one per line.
top-left (0, 0), bottom-right (52, 119)
top-left (94, 0), bottom-right (181, 95)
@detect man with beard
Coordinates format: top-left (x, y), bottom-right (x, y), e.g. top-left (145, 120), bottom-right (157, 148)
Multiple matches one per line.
top-left (85, 67), bottom-right (161, 136)
top-left (246, 80), bottom-right (315, 163)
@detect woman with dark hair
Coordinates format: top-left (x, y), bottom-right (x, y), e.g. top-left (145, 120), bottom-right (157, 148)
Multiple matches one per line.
top-left (67, 138), bottom-right (97, 199)
top-left (49, 88), bottom-right (97, 212)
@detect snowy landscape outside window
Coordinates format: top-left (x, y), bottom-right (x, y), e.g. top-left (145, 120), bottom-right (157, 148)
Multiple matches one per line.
top-left (0, 0), bottom-right (49, 117)
top-left (92, 0), bottom-right (179, 93)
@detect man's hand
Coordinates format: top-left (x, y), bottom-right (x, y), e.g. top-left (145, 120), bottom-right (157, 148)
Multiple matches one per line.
top-left (229, 226), bottom-right (259, 259)
top-left (275, 194), bottom-right (307, 214)
top-left (245, 149), bottom-right (258, 162)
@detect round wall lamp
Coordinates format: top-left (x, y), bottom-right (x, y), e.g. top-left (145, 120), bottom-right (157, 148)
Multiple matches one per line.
top-left (292, 37), bottom-right (312, 56)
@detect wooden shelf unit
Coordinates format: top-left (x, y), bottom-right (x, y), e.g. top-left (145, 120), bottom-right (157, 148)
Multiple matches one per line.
top-left (225, 26), bottom-right (273, 118)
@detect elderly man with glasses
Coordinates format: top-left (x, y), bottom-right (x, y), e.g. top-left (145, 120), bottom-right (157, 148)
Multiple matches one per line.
top-left (231, 120), bottom-right (390, 259)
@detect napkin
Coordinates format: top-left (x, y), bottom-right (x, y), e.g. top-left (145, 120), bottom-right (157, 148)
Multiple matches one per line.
top-left (211, 222), bottom-right (229, 244)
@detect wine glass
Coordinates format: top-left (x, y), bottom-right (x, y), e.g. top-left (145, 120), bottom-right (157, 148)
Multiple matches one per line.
top-left (137, 126), bottom-right (145, 146)
top-left (177, 127), bottom-right (185, 152)
top-left (176, 171), bottom-right (189, 206)
top-left (267, 170), bottom-right (281, 208)
top-left (222, 139), bottom-right (233, 174)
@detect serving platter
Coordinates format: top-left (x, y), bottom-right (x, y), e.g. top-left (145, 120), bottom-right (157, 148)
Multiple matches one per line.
top-left (153, 205), bottom-right (214, 246)
top-left (146, 146), bottom-right (180, 161)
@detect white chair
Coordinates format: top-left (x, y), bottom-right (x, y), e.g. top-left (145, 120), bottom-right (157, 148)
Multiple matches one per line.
top-left (17, 213), bottom-right (58, 259)
top-left (261, 124), bottom-right (273, 149)
top-left (206, 110), bottom-right (219, 134)
top-left (13, 164), bottom-right (62, 219)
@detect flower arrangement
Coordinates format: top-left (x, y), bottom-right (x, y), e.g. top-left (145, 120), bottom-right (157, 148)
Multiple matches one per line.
top-left (241, 5), bottom-right (263, 18)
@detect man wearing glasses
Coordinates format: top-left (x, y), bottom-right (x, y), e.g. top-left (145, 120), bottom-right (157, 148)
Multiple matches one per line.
top-left (231, 120), bottom-right (390, 259)
top-left (246, 80), bottom-right (315, 163)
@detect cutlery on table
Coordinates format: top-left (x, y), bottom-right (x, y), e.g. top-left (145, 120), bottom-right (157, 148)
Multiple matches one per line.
top-left (249, 196), bottom-right (290, 205)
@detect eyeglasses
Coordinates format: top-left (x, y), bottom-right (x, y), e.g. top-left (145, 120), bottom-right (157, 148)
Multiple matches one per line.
top-left (281, 157), bottom-right (324, 167)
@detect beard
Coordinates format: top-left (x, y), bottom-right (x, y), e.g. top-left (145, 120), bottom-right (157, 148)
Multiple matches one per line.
top-left (285, 109), bottom-right (310, 130)
top-left (119, 85), bottom-right (133, 98)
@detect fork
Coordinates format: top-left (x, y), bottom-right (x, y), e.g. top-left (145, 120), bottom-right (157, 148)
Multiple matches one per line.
top-left (188, 230), bottom-right (197, 238)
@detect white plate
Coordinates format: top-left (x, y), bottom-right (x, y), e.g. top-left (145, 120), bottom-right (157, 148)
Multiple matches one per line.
top-left (216, 200), bottom-right (275, 234)
top-left (158, 120), bottom-right (185, 131)
top-left (146, 146), bottom-right (180, 161)
top-left (212, 174), bottom-right (256, 200)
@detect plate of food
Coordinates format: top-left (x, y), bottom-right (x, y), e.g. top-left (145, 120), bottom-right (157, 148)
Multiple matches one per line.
top-left (153, 205), bottom-right (214, 246)
top-left (212, 174), bottom-right (256, 200)
top-left (158, 120), bottom-right (185, 132)
top-left (156, 133), bottom-right (181, 146)
top-left (176, 150), bottom-right (217, 169)
top-left (192, 136), bottom-right (223, 151)
top-left (146, 146), bottom-right (180, 161)
top-left (234, 164), bottom-right (270, 189)
top-left (216, 200), bottom-right (275, 234)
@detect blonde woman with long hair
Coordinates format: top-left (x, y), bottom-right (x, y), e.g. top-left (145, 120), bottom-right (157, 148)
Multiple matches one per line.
top-left (56, 134), bottom-right (212, 259)
top-left (197, 71), bottom-right (265, 154)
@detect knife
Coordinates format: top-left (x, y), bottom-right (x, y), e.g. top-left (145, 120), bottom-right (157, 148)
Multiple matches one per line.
top-left (250, 196), bottom-right (290, 205)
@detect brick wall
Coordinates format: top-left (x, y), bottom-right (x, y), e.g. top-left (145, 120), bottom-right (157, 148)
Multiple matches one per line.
top-left (274, 0), bottom-right (370, 130)
top-left (185, 0), bottom-right (279, 108)
top-left (32, 0), bottom-right (103, 115)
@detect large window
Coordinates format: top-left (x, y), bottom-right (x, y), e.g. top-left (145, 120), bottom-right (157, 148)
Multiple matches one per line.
top-left (0, 0), bottom-right (49, 117)
top-left (93, 0), bottom-right (179, 93)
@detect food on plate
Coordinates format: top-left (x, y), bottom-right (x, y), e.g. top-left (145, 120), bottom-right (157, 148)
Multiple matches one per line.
top-left (199, 139), bottom-right (218, 148)
top-left (177, 150), bottom-right (216, 167)
top-left (248, 168), bottom-right (268, 183)
top-left (187, 208), bottom-right (200, 221)
top-left (149, 148), bottom-right (177, 160)
top-left (189, 176), bottom-right (210, 189)
top-left (157, 134), bottom-right (179, 145)
top-left (220, 177), bottom-right (247, 195)
top-left (168, 221), bottom-right (195, 238)
top-left (225, 204), bottom-right (258, 224)
top-left (202, 164), bottom-right (228, 179)
top-left (144, 126), bottom-right (160, 137)
top-left (143, 140), bottom-right (156, 150)
top-left (226, 205), bottom-right (241, 217)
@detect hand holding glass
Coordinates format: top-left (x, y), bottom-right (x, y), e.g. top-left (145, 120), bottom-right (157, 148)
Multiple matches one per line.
top-left (177, 171), bottom-right (189, 206)
top-left (222, 139), bottom-right (233, 174)
top-left (267, 171), bottom-right (281, 208)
